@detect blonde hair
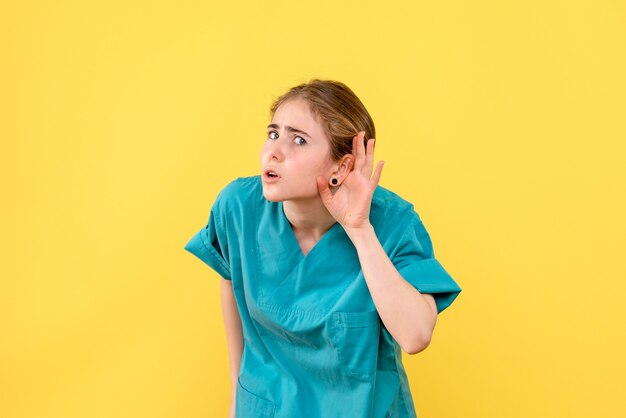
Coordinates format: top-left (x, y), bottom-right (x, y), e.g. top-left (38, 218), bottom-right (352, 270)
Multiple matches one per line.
top-left (270, 79), bottom-right (376, 161)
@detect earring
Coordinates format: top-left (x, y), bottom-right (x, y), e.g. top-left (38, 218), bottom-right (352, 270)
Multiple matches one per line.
top-left (331, 178), bottom-right (338, 185)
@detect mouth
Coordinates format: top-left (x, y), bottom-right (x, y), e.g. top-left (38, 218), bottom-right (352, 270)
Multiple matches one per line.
top-left (262, 168), bottom-right (281, 180)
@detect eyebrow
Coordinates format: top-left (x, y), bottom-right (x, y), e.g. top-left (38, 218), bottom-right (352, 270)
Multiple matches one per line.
top-left (267, 124), bottom-right (311, 138)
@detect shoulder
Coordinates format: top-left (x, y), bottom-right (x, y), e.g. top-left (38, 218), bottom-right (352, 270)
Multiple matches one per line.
top-left (213, 175), bottom-right (262, 213)
top-left (371, 185), bottom-right (422, 224)
top-left (370, 186), bottom-right (437, 258)
top-left (217, 175), bottom-right (261, 199)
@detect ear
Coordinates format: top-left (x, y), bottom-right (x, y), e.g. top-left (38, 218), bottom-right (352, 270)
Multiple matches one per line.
top-left (329, 154), bottom-right (355, 186)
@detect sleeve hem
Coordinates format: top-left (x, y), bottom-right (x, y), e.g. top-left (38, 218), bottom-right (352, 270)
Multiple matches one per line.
top-left (397, 258), bottom-right (461, 313)
top-left (184, 228), bottom-right (232, 280)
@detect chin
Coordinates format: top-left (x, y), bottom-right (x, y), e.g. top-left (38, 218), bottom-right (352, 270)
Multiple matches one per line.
top-left (262, 189), bottom-right (285, 202)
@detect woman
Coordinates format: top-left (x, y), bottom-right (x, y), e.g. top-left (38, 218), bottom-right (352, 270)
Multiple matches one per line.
top-left (184, 79), bottom-right (462, 418)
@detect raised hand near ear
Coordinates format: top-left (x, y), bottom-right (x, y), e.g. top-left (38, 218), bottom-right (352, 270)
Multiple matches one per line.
top-left (317, 131), bottom-right (384, 231)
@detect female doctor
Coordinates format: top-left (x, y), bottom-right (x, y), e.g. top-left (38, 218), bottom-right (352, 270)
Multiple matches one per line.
top-left (184, 79), bottom-right (461, 418)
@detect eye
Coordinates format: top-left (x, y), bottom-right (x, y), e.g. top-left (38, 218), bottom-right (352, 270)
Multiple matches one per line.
top-left (294, 136), bottom-right (307, 145)
top-left (268, 131), bottom-right (278, 140)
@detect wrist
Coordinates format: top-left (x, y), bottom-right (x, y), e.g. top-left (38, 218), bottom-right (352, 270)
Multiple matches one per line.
top-left (344, 222), bottom-right (375, 244)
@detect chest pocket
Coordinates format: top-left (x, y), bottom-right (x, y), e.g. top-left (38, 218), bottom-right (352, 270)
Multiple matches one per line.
top-left (330, 310), bottom-right (381, 380)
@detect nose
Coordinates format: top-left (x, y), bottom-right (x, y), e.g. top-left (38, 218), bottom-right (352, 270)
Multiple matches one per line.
top-left (264, 135), bottom-right (286, 162)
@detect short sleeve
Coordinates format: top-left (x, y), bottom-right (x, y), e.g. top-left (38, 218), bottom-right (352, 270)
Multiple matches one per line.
top-left (392, 215), bottom-right (461, 313)
top-left (184, 203), bottom-right (231, 281)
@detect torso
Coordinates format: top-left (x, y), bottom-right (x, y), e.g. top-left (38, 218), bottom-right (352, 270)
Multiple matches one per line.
top-left (198, 175), bottom-right (453, 418)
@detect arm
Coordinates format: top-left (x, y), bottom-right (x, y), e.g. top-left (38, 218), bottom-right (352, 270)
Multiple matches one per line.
top-left (220, 278), bottom-right (243, 417)
top-left (316, 133), bottom-right (438, 355)
top-left (345, 225), bottom-right (438, 355)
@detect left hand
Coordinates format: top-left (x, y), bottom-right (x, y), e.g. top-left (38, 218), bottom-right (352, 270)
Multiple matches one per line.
top-left (317, 131), bottom-right (384, 231)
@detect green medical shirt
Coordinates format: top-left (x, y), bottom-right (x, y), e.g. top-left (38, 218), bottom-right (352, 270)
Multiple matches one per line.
top-left (184, 175), bottom-right (461, 418)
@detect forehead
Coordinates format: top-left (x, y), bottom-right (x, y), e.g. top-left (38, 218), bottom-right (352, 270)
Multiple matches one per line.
top-left (271, 99), bottom-right (325, 136)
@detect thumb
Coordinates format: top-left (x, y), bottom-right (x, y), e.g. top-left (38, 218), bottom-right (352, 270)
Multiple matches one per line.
top-left (316, 175), bottom-right (333, 206)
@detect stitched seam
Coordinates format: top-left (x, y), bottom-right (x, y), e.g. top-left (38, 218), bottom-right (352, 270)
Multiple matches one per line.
top-left (257, 301), bottom-right (325, 320)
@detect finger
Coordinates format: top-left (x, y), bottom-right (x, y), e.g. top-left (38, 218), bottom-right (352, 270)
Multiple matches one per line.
top-left (370, 160), bottom-right (384, 188)
top-left (358, 131), bottom-right (366, 166)
top-left (352, 135), bottom-right (363, 173)
top-left (364, 138), bottom-right (375, 177)
top-left (354, 131), bottom-right (365, 173)
top-left (316, 175), bottom-right (334, 205)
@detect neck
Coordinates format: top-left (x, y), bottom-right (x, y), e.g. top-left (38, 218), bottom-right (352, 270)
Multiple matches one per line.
top-left (282, 197), bottom-right (337, 240)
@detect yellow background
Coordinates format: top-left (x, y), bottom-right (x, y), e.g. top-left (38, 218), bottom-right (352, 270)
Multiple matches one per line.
top-left (1, 0), bottom-right (624, 417)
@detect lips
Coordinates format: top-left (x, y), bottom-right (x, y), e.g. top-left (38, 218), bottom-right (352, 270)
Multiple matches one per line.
top-left (262, 167), bottom-right (281, 179)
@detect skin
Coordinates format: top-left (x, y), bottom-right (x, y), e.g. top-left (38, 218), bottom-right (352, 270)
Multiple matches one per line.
top-left (224, 98), bottom-right (439, 417)
top-left (260, 98), bottom-right (351, 249)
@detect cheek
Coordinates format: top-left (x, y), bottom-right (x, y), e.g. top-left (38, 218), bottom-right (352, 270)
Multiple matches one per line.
top-left (316, 157), bottom-right (336, 174)
top-left (298, 156), bottom-right (326, 174)
top-left (297, 152), bottom-right (328, 171)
